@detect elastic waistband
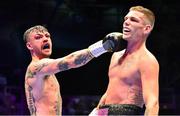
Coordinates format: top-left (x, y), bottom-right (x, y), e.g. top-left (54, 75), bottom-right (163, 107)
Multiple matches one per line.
top-left (99, 104), bottom-right (142, 110)
top-left (99, 104), bottom-right (144, 115)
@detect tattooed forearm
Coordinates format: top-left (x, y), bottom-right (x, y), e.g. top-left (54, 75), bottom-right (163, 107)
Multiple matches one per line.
top-left (57, 50), bottom-right (93, 71)
top-left (74, 52), bottom-right (93, 65)
top-left (58, 60), bottom-right (69, 71)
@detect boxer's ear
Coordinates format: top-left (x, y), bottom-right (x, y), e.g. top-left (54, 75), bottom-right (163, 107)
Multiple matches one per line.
top-left (144, 24), bottom-right (152, 34)
top-left (26, 42), bottom-right (33, 50)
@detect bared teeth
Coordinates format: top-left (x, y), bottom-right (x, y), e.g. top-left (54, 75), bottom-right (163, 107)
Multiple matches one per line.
top-left (124, 28), bottom-right (130, 32)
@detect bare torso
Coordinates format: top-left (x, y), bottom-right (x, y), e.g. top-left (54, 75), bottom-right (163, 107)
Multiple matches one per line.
top-left (25, 69), bottom-right (62, 115)
top-left (105, 50), bottom-right (146, 107)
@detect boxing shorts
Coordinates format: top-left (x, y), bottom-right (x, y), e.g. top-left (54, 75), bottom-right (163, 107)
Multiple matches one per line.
top-left (98, 104), bottom-right (144, 115)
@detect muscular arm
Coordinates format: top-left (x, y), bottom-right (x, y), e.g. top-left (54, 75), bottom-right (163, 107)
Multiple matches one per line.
top-left (140, 58), bottom-right (159, 115)
top-left (29, 49), bottom-right (94, 77)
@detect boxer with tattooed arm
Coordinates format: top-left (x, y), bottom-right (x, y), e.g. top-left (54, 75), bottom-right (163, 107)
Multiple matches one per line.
top-left (23, 25), bottom-right (122, 116)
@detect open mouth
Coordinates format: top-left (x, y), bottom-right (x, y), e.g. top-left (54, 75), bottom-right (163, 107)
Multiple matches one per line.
top-left (42, 43), bottom-right (50, 50)
top-left (123, 28), bottom-right (130, 33)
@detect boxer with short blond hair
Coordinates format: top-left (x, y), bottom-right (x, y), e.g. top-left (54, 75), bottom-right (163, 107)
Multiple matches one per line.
top-left (90, 6), bottom-right (159, 115)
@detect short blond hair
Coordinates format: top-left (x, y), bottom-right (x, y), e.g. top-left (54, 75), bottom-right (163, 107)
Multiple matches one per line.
top-left (23, 25), bottom-right (48, 43)
top-left (130, 6), bottom-right (155, 28)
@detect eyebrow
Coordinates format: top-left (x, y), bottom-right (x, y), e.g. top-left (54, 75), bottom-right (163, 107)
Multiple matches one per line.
top-left (124, 16), bottom-right (139, 20)
top-left (126, 15), bottom-right (146, 23)
top-left (34, 32), bottom-right (50, 36)
top-left (34, 33), bottom-right (43, 37)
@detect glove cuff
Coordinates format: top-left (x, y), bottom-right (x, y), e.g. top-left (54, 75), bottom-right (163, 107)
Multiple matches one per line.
top-left (88, 40), bottom-right (107, 57)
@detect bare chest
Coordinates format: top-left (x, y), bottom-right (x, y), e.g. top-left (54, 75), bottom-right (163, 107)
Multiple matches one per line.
top-left (43, 75), bottom-right (60, 92)
top-left (109, 54), bottom-right (141, 84)
top-left (25, 75), bottom-right (60, 98)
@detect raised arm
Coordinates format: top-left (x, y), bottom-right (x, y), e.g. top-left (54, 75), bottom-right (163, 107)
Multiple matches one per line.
top-left (28, 32), bottom-right (123, 77)
top-left (140, 58), bottom-right (159, 115)
top-left (28, 49), bottom-right (94, 77)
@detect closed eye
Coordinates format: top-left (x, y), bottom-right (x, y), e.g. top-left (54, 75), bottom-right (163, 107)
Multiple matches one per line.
top-left (130, 17), bottom-right (139, 23)
top-left (45, 33), bottom-right (50, 38)
top-left (35, 34), bottom-right (43, 40)
top-left (124, 16), bottom-right (139, 23)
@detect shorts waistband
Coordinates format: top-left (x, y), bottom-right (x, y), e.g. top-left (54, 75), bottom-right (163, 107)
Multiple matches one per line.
top-left (99, 104), bottom-right (144, 115)
top-left (100, 104), bottom-right (141, 108)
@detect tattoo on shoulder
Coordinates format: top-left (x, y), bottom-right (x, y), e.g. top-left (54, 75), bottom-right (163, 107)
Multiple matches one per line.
top-left (34, 62), bottom-right (49, 72)
top-left (27, 70), bottom-right (35, 78)
top-left (74, 53), bottom-right (93, 65)
top-left (27, 62), bottom-right (49, 78)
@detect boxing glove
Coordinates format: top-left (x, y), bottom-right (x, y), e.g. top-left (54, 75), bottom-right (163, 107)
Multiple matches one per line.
top-left (88, 32), bottom-right (123, 57)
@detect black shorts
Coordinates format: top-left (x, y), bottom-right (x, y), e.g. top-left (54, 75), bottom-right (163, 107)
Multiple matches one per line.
top-left (99, 104), bottom-right (144, 115)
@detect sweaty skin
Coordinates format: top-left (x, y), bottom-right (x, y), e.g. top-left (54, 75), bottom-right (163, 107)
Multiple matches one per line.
top-left (25, 50), bottom-right (94, 115)
top-left (24, 28), bottom-right (94, 115)
top-left (24, 25), bottom-right (119, 115)
top-left (96, 7), bottom-right (159, 115)
top-left (105, 49), bottom-right (156, 107)
top-left (25, 70), bottom-right (62, 115)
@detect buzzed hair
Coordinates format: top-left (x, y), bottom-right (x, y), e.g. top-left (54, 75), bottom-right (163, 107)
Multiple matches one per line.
top-left (130, 6), bottom-right (155, 28)
top-left (23, 25), bottom-right (48, 43)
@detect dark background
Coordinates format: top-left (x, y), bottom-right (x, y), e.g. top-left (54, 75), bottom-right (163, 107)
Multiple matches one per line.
top-left (0, 0), bottom-right (179, 115)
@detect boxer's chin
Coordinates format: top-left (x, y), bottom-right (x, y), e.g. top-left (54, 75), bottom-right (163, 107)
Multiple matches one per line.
top-left (42, 50), bottom-right (52, 58)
